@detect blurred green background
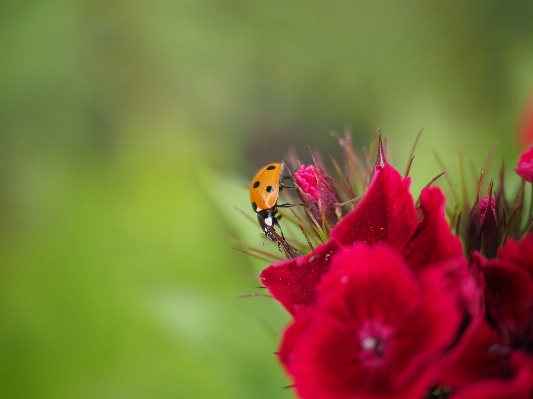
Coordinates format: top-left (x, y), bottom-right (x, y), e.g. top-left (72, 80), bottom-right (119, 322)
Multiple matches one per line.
top-left (1, 2), bottom-right (533, 398)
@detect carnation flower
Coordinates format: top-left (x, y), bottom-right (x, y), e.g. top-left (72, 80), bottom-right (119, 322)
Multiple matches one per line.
top-left (238, 128), bottom-right (533, 399)
top-left (448, 350), bottom-right (533, 399)
top-left (437, 315), bottom-right (509, 387)
top-left (474, 234), bottom-right (533, 352)
top-left (278, 244), bottom-right (463, 399)
top-left (260, 136), bottom-right (465, 316)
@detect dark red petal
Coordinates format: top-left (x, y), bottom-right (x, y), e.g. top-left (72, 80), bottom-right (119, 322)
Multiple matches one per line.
top-left (330, 164), bottom-right (418, 250)
top-left (260, 239), bottom-right (340, 315)
top-left (515, 146), bottom-right (533, 183)
top-left (401, 186), bottom-right (464, 270)
top-left (449, 351), bottom-right (533, 399)
top-left (277, 310), bottom-right (313, 367)
top-left (428, 256), bottom-right (484, 317)
top-left (481, 257), bottom-right (533, 349)
top-left (282, 244), bottom-right (461, 399)
top-left (438, 315), bottom-right (509, 387)
top-left (498, 234), bottom-right (533, 281)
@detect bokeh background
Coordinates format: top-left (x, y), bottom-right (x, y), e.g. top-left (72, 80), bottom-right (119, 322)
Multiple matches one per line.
top-left (2, 2), bottom-right (533, 398)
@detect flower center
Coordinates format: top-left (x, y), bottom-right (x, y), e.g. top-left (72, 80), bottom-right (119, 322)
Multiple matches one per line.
top-left (361, 336), bottom-right (377, 350)
top-left (358, 322), bottom-right (391, 367)
top-left (360, 336), bottom-right (385, 357)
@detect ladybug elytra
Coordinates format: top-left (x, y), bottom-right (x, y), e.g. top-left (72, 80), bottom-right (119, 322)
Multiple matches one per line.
top-left (249, 163), bottom-right (295, 242)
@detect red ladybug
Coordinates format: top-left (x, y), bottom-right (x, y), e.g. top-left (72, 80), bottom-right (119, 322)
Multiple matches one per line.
top-left (249, 163), bottom-right (294, 241)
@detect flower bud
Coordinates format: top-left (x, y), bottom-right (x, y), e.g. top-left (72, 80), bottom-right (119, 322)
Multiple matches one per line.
top-left (467, 193), bottom-right (499, 259)
top-left (517, 94), bottom-right (533, 151)
top-left (515, 146), bottom-right (533, 183)
top-left (294, 164), bottom-right (340, 229)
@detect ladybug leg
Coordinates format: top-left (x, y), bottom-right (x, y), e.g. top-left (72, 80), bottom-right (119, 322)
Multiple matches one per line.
top-left (267, 208), bottom-right (287, 243)
top-left (257, 210), bottom-right (281, 242)
top-left (272, 215), bottom-right (286, 241)
top-left (278, 203), bottom-right (306, 208)
top-left (277, 203), bottom-right (295, 208)
top-left (280, 176), bottom-right (296, 190)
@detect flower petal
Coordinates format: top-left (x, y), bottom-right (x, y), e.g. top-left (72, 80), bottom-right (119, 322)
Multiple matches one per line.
top-left (515, 146), bottom-right (533, 183)
top-left (438, 315), bottom-right (509, 387)
top-left (449, 351), bottom-right (533, 399)
top-left (497, 234), bottom-right (533, 281)
top-left (401, 186), bottom-right (464, 269)
top-left (330, 164), bottom-right (418, 250)
top-left (260, 240), bottom-right (340, 315)
top-left (475, 251), bottom-right (533, 350)
top-left (517, 94), bottom-right (533, 150)
top-left (280, 244), bottom-right (462, 399)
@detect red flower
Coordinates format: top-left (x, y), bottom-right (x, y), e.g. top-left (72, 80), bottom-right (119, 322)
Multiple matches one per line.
top-left (278, 244), bottom-right (463, 399)
top-left (515, 146), bottom-right (533, 183)
top-left (438, 311), bottom-right (533, 399)
top-left (260, 162), bottom-right (464, 315)
top-left (245, 130), bottom-right (533, 399)
top-left (436, 235), bottom-right (533, 399)
top-left (437, 315), bottom-right (509, 387)
top-left (294, 164), bottom-right (340, 228)
top-left (473, 234), bottom-right (533, 352)
top-left (448, 351), bottom-right (533, 399)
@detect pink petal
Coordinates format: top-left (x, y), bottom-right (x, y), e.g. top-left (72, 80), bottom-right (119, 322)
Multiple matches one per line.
top-left (517, 94), bottom-right (533, 150)
top-left (515, 146), bottom-right (533, 183)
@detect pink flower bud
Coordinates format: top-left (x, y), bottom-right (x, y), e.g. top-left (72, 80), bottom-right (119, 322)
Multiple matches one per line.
top-left (517, 94), bottom-right (533, 151)
top-left (294, 164), bottom-right (340, 228)
top-left (468, 193), bottom-right (499, 259)
top-left (515, 146), bottom-right (533, 183)
top-left (478, 195), bottom-right (498, 224)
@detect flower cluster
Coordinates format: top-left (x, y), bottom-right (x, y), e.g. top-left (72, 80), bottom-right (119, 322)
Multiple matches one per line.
top-left (254, 131), bottom-right (533, 399)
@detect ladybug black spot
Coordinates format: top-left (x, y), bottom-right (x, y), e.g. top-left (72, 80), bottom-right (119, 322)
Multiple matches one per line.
top-left (253, 181), bottom-right (260, 188)
top-left (266, 185), bottom-right (274, 193)
top-left (252, 202), bottom-right (257, 211)
top-left (266, 165), bottom-right (276, 170)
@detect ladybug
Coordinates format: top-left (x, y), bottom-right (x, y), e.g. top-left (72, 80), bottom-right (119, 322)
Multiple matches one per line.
top-left (250, 162), bottom-right (295, 242)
